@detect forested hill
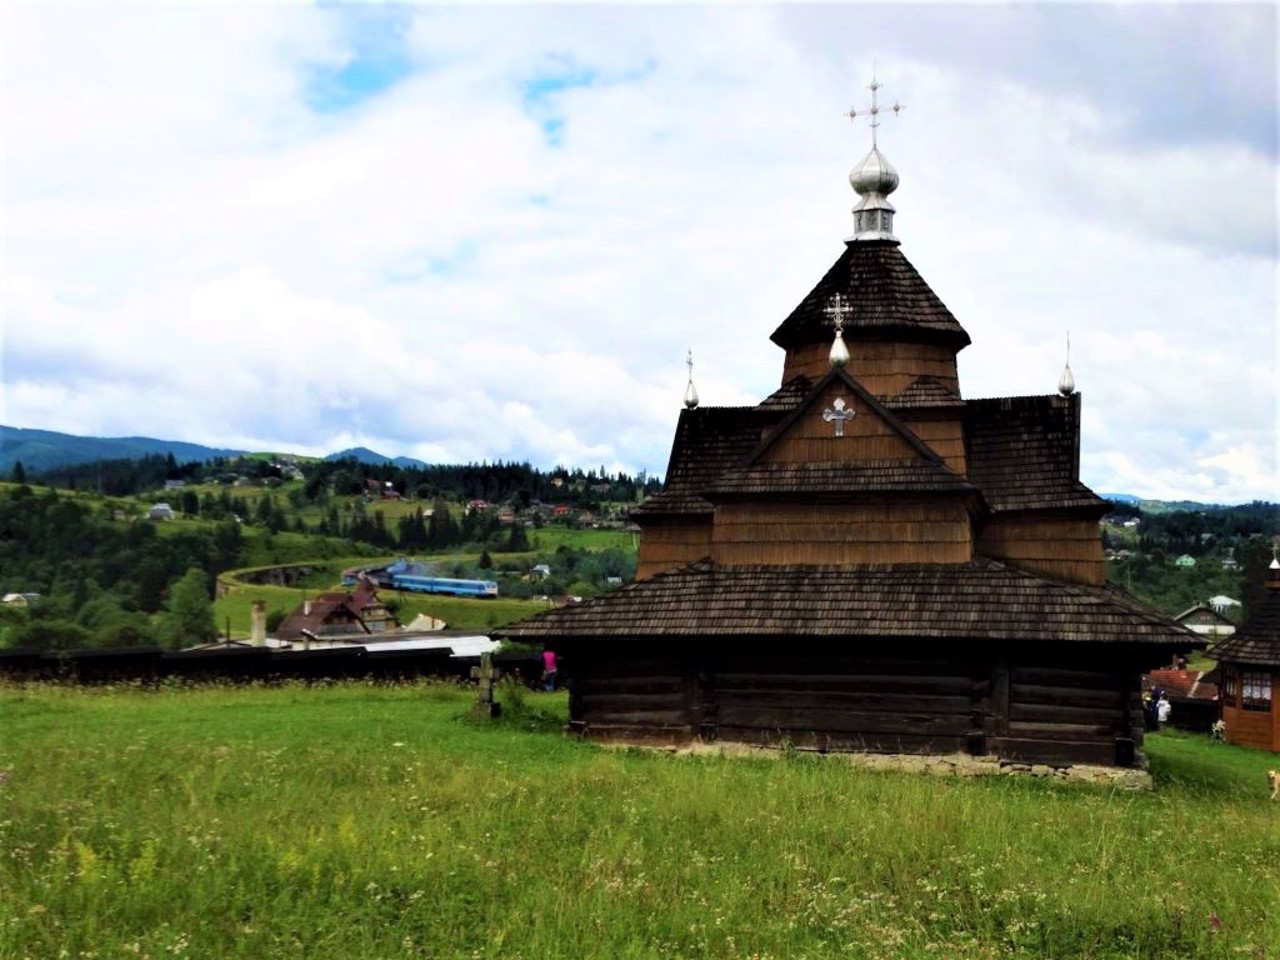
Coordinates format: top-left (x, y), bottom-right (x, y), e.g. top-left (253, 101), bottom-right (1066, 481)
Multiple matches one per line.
top-left (0, 425), bottom-right (246, 473)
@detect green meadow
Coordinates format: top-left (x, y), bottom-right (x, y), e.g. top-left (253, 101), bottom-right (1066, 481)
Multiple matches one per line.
top-left (1, 682), bottom-right (1277, 960)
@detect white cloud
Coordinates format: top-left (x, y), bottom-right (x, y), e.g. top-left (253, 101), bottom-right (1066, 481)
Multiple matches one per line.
top-left (0, 4), bottom-right (1275, 502)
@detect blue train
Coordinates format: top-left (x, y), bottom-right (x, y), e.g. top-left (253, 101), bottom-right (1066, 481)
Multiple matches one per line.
top-left (391, 575), bottom-right (499, 598)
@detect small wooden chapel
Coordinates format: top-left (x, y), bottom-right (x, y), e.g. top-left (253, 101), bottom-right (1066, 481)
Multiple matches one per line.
top-left (1211, 557), bottom-right (1280, 752)
top-left (500, 81), bottom-right (1198, 769)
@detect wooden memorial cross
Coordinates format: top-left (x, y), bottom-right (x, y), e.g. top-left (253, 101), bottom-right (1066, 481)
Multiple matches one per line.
top-left (471, 651), bottom-right (501, 718)
top-left (822, 398), bottom-right (856, 437)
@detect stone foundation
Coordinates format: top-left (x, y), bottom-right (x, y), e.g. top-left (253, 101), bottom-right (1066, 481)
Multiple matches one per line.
top-left (623, 742), bottom-right (1155, 790)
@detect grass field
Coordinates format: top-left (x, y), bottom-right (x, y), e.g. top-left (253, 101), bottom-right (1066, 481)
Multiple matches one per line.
top-left (1, 683), bottom-right (1277, 959)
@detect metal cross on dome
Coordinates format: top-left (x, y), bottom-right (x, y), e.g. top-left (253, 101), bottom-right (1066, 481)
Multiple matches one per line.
top-left (825, 292), bottom-right (852, 334)
top-left (823, 397), bottom-right (856, 437)
top-left (846, 75), bottom-right (904, 149)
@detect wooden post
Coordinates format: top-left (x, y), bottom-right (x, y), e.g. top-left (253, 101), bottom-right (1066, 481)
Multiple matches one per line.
top-left (992, 659), bottom-right (1011, 738)
top-left (470, 652), bottom-right (501, 718)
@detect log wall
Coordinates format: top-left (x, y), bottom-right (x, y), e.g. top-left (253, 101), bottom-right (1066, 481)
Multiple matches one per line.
top-left (782, 341), bottom-right (960, 396)
top-left (565, 643), bottom-right (1146, 766)
top-left (978, 516), bottom-right (1106, 586)
top-left (709, 653), bottom-right (977, 755)
top-left (635, 518), bottom-right (713, 580)
top-left (569, 654), bottom-right (694, 744)
top-left (712, 501), bottom-right (973, 566)
top-left (985, 661), bottom-right (1137, 766)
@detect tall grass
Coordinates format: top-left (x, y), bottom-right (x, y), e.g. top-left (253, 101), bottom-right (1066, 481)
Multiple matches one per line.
top-left (0, 683), bottom-right (1275, 959)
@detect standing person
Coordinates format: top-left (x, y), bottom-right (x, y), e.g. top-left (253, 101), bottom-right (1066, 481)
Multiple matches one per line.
top-left (541, 648), bottom-right (558, 692)
top-left (1156, 693), bottom-right (1172, 727)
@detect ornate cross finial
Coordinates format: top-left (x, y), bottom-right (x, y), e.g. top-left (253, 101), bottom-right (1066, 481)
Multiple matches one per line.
top-left (824, 292), bottom-right (851, 336)
top-left (824, 293), bottom-right (851, 368)
top-left (846, 74), bottom-right (903, 149)
top-left (822, 397), bottom-right (856, 437)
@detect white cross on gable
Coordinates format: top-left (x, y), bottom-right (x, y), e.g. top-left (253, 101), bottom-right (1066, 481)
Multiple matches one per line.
top-left (822, 397), bottom-right (856, 437)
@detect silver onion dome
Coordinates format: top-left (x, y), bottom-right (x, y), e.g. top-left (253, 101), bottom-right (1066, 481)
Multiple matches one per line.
top-left (850, 146), bottom-right (899, 197)
top-left (845, 76), bottom-right (903, 243)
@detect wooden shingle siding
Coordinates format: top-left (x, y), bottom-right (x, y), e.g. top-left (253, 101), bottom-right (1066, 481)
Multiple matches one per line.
top-left (713, 501), bottom-right (972, 566)
top-left (636, 518), bottom-right (712, 580)
top-left (895, 413), bottom-right (967, 475)
top-left (782, 340), bottom-right (961, 394)
top-left (979, 516), bottom-right (1106, 585)
top-left (760, 381), bottom-right (918, 462)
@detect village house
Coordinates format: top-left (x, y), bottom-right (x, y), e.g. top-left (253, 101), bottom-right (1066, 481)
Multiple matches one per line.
top-left (1174, 603), bottom-right (1236, 640)
top-left (273, 580), bottom-right (396, 644)
top-left (500, 83), bottom-right (1198, 770)
top-left (1211, 558), bottom-right (1280, 751)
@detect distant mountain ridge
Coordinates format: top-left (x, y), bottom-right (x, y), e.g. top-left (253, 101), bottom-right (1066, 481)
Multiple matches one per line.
top-left (325, 447), bottom-right (427, 469)
top-left (0, 425), bottom-right (425, 474)
top-left (0, 426), bottom-right (248, 474)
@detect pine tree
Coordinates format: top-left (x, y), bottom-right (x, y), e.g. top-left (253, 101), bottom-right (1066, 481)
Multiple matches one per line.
top-left (166, 567), bottom-right (217, 649)
top-left (506, 522), bottom-right (530, 552)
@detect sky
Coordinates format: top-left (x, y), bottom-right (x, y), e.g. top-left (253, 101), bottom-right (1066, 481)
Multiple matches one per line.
top-left (1, 2), bottom-right (1276, 503)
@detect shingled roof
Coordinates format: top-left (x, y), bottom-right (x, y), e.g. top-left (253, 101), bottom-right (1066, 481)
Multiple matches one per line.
top-left (756, 376), bottom-right (813, 413)
top-left (1211, 588), bottom-right (1280, 666)
top-left (770, 241), bottom-right (971, 351)
top-left (631, 407), bottom-right (773, 518)
top-left (882, 376), bottom-right (965, 409)
top-left (498, 558), bottom-right (1202, 646)
top-left (966, 394), bottom-right (1108, 514)
top-left (707, 460), bottom-right (976, 500)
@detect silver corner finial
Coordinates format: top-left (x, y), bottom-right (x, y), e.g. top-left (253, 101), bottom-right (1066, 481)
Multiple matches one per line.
top-left (683, 349), bottom-right (699, 409)
top-left (824, 293), bottom-right (851, 368)
top-left (1058, 331), bottom-right (1076, 396)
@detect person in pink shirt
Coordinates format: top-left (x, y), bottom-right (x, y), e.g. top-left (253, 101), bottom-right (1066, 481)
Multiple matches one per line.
top-left (541, 648), bottom-right (558, 691)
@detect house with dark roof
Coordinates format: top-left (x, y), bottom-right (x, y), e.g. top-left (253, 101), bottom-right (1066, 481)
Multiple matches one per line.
top-left (1211, 559), bottom-right (1280, 751)
top-left (499, 86), bottom-right (1197, 769)
top-left (274, 580), bottom-right (395, 644)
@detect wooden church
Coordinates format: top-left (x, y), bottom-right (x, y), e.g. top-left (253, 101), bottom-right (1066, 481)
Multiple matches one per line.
top-left (500, 83), bottom-right (1199, 769)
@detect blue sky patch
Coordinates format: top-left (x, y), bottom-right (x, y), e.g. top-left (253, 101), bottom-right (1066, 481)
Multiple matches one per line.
top-left (383, 241), bottom-right (477, 285)
top-left (305, 8), bottom-right (415, 114)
